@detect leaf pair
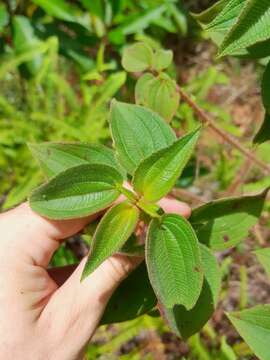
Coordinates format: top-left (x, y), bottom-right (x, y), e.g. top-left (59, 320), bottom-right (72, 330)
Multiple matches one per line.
top-left (121, 42), bottom-right (173, 73)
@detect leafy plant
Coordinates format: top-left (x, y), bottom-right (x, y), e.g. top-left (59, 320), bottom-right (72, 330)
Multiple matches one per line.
top-left (194, 1), bottom-right (270, 358)
top-left (28, 41), bottom-right (269, 341)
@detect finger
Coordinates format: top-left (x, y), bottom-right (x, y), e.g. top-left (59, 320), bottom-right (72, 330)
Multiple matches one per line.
top-left (0, 203), bottom-right (98, 267)
top-left (39, 254), bottom-right (142, 353)
top-left (158, 197), bottom-right (191, 218)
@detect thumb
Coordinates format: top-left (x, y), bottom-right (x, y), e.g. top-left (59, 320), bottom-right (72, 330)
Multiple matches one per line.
top-left (39, 253), bottom-right (142, 352)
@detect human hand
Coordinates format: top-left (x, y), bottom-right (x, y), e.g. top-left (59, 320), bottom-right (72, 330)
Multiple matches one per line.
top-left (0, 198), bottom-right (190, 360)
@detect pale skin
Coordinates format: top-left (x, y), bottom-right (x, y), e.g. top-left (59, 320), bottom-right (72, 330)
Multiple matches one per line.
top-left (0, 197), bottom-right (190, 360)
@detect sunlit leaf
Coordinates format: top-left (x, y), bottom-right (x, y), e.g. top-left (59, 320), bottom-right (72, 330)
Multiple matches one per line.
top-left (227, 305), bottom-right (270, 360)
top-left (160, 244), bottom-right (221, 339)
top-left (101, 262), bottom-right (157, 324)
top-left (122, 42), bottom-right (153, 72)
top-left (190, 189), bottom-right (269, 250)
top-left (30, 164), bottom-right (123, 219)
top-left (82, 201), bottom-right (139, 278)
top-left (110, 100), bottom-right (176, 174)
top-left (29, 142), bottom-right (125, 178)
top-left (146, 214), bottom-right (203, 310)
top-left (133, 128), bottom-right (200, 202)
top-left (33, 0), bottom-right (83, 23)
top-left (152, 49), bottom-right (173, 71)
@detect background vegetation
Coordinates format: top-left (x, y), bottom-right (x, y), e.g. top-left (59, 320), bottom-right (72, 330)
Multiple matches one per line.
top-left (0, 0), bottom-right (270, 359)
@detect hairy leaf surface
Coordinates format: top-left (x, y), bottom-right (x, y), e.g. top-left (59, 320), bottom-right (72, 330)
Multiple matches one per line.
top-left (205, 0), bottom-right (246, 34)
top-left (190, 189), bottom-right (269, 250)
top-left (146, 214), bottom-right (203, 310)
top-left (133, 128), bottom-right (200, 202)
top-left (228, 305), bottom-right (270, 360)
top-left (218, 0), bottom-right (270, 57)
top-left (110, 100), bottom-right (176, 174)
top-left (82, 201), bottom-right (139, 278)
top-left (29, 142), bottom-right (125, 178)
top-left (101, 263), bottom-right (157, 324)
top-left (160, 244), bottom-right (221, 339)
top-left (30, 164), bottom-right (123, 219)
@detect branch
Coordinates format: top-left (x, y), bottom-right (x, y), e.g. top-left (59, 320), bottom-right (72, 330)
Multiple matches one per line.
top-left (177, 86), bottom-right (270, 176)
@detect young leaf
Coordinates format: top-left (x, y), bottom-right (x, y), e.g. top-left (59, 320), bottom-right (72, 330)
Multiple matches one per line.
top-left (110, 100), bottom-right (176, 174)
top-left (29, 142), bottom-right (126, 178)
top-left (82, 201), bottom-right (139, 278)
top-left (218, 0), bottom-right (270, 57)
top-left (190, 189), bottom-right (269, 250)
top-left (254, 248), bottom-right (270, 277)
top-left (152, 49), bottom-right (173, 71)
top-left (227, 305), bottom-right (270, 360)
top-left (30, 164), bottom-right (123, 219)
top-left (136, 73), bottom-right (180, 122)
top-left (159, 244), bottom-right (221, 339)
top-left (101, 262), bottom-right (157, 324)
top-left (135, 72), bottom-right (155, 105)
top-left (121, 42), bottom-right (153, 72)
top-left (133, 128), bottom-right (200, 202)
top-left (146, 214), bottom-right (203, 310)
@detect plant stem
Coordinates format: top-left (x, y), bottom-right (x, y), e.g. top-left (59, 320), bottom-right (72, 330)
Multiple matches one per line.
top-left (177, 86), bottom-right (270, 175)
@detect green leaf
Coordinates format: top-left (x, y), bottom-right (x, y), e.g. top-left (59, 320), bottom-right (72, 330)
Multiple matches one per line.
top-left (29, 142), bottom-right (126, 178)
top-left (227, 305), bottom-right (270, 360)
top-left (254, 248), bottom-right (270, 277)
top-left (12, 16), bottom-right (43, 76)
top-left (205, 0), bottom-right (246, 34)
top-left (29, 164), bottom-right (123, 219)
top-left (218, 0), bottom-right (270, 57)
top-left (262, 61), bottom-right (270, 113)
top-left (133, 128), bottom-right (200, 202)
top-left (192, 0), bottom-right (229, 25)
top-left (32, 0), bottom-right (83, 23)
top-left (135, 73), bottom-right (180, 122)
top-left (135, 72), bottom-right (155, 105)
top-left (159, 244), bottom-right (221, 339)
top-left (110, 100), bottom-right (176, 175)
top-left (82, 201), bottom-right (139, 278)
top-left (190, 189), bottom-right (269, 250)
top-left (152, 49), bottom-right (173, 71)
top-left (101, 262), bottom-right (157, 324)
top-left (146, 214), bottom-right (203, 310)
top-left (122, 42), bottom-right (153, 73)
top-left (253, 113), bottom-right (270, 145)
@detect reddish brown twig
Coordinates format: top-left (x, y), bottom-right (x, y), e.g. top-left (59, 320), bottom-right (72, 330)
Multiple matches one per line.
top-left (177, 86), bottom-right (270, 175)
